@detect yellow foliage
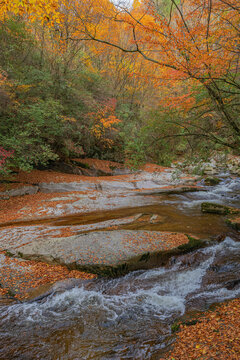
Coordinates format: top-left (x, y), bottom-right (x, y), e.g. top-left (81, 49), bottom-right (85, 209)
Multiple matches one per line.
top-left (60, 115), bottom-right (77, 122)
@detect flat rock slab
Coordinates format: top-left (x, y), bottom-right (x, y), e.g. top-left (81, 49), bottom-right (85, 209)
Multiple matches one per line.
top-left (9, 230), bottom-right (190, 272)
top-left (36, 169), bottom-right (195, 194)
top-left (0, 214), bottom-right (151, 250)
top-left (9, 190), bottom-right (161, 222)
top-left (38, 181), bottom-right (202, 194)
top-left (5, 185), bottom-right (204, 222)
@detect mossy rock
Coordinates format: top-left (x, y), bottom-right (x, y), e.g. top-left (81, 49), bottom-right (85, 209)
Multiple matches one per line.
top-left (201, 202), bottom-right (240, 215)
top-left (171, 321), bottom-right (180, 333)
top-left (177, 236), bottom-right (204, 253)
top-left (225, 217), bottom-right (240, 231)
top-left (204, 176), bottom-right (221, 186)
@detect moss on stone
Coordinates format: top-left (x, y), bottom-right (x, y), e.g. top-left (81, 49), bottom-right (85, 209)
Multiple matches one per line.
top-left (139, 252), bottom-right (150, 262)
top-left (177, 236), bottom-right (204, 253)
top-left (5, 250), bottom-right (14, 258)
top-left (171, 322), bottom-right (180, 333)
top-left (201, 202), bottom-right (240, 215)
top-left (204, 177), bottom-right (221, 186)
top-left (225, 218), bottom-right (240, 231)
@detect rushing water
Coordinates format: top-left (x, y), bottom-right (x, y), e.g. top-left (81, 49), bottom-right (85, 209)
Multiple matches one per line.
top-left (1, 237), bottom-right (240, 359)
top-left (161, 174), bottom-right (240, 211)
top-left (0, 175), bottom-right (240, 359)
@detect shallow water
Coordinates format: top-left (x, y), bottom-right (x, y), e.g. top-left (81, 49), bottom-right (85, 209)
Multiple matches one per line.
top-left (2, 176), bottom-right (239, 238)
top-left (163, 174), bottom-right (240, 212)
top-left (0, 175), bottom-right (240, 359)
top-left (47, 174), bottom-right (240, 238)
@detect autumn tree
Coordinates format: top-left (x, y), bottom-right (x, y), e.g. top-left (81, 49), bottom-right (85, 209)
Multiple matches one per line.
top-left (65, 0), bottom-right (240, 151)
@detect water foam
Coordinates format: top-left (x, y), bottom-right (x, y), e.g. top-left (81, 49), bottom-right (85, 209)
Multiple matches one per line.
top-left (3, 237), bottom-right (239, 329)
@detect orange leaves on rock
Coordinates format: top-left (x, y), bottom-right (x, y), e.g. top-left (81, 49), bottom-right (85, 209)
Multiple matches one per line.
top-left (0, 251), bottom-right (96, 300)
top-left (167, 298), bottom-right (240, 360)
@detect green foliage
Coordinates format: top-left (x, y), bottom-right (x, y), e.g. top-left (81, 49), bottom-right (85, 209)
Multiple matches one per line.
top-left (119, 107), bottom-right (183, 167)
top-left (0, 18), bottom-right (121, 173)
top-left (119, 121), bottom-right (147, 168)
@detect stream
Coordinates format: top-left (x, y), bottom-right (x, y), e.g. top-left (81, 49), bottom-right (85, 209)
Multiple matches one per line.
top-left (0, 175), bottom-right (240, 359)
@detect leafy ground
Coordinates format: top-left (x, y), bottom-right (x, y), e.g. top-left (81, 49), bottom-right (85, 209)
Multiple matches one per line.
top-left (163, 298), bottom-right (240, 360)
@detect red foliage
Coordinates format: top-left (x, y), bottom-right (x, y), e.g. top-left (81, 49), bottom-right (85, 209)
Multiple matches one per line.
top-left (0, 147), bottom-right (14, 172)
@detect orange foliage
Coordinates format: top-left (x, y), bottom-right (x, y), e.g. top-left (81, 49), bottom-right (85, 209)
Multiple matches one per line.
top-left (90, 98), bottom-right (121, 148)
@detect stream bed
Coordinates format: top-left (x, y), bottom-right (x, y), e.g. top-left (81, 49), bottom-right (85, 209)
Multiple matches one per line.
top-left (0, 175), bottom-right (239, 359)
